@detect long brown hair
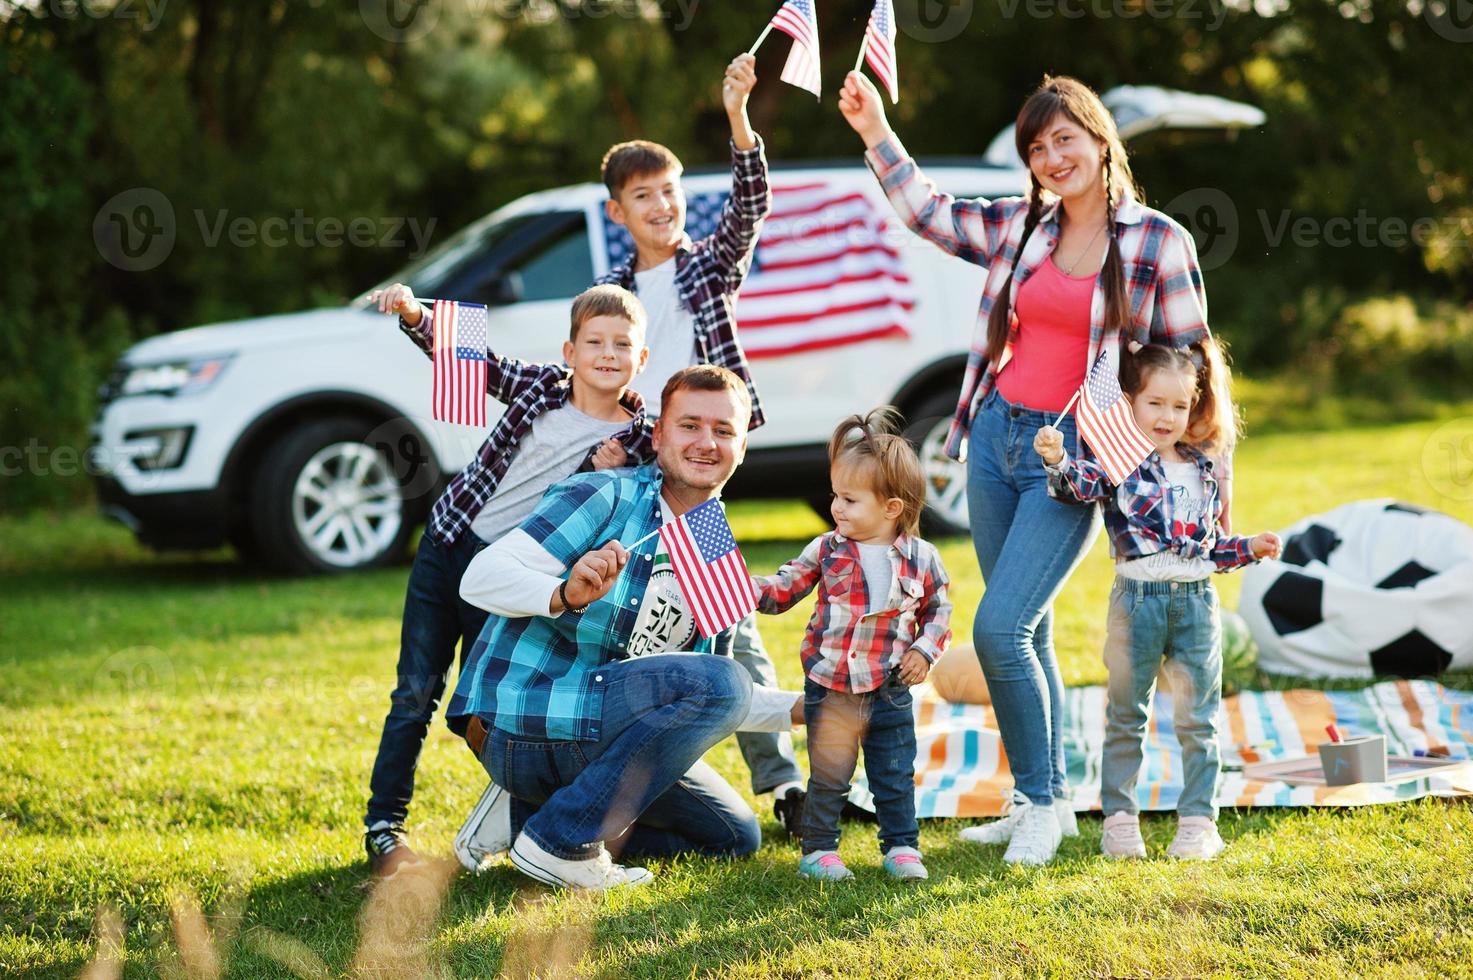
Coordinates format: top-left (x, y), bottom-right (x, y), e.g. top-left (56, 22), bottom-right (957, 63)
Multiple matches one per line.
top-left (985, 76), bottom-right (1140, 365)
top-left (1184, 335), bottom-right (1241, 455)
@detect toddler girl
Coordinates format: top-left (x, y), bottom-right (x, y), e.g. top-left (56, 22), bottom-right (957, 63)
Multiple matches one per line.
top-left (753, 409), bottom-right (952, 880)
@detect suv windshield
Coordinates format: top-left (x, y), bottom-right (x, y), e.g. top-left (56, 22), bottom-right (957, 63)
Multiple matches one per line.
top-left (353, 212), bottom-right (539, 306)
top-left (353, 210), bottom-right (591, 308)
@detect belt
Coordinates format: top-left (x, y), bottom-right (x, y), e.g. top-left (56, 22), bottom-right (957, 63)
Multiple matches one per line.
top-left (465, 715), bottom-right (489, 758)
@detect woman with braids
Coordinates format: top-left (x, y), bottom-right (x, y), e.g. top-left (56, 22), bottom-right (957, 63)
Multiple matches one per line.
top-left (839, 72), bottom-right (1227, 865)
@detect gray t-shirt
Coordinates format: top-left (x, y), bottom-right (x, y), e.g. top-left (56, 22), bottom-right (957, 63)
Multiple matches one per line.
top-left (855, 541), bottom-right (895, 612)
top-left (469, 403), bottom-right (628, 544)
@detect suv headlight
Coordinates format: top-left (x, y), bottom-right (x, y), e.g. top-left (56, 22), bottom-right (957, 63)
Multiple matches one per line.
top-left (117, 356), bottom-right (233, 399)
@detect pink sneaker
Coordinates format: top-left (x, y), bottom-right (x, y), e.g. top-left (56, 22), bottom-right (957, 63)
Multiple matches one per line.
top-left (1167, 816), bottom-right (1225, 860)
top-left (1100, 812), bottom-right (1147, 859)
top-left (798, 850), bottom-right (854, 881)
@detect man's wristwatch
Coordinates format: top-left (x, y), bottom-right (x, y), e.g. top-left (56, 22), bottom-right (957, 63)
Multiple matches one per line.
top-left (559, 579), bottom-right (589, 614)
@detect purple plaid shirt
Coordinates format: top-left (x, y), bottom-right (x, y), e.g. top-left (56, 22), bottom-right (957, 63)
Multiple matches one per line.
top-left (864, 134), bottom-right (1215, 463)
top-left (753, 530), bottom-right (951, 694)
top-left (597, 138), bottom-right (772, 430)
top-left (1046, 444), bottom-right (1256, 571)
top-left (397, 308), bottom-right (653, 546)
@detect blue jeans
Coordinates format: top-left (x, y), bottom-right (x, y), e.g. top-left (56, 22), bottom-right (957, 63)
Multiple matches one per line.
top-left (800, 675), bottom-right (919, 854)
top-left (967, 389), bottom-right (1101, 806)
top-left (477, 653), bottom-right (760, 861)
top-left (365, 531), bottom-right (488, 829)
top-left (1101, 577), bottom-right (1223, 819)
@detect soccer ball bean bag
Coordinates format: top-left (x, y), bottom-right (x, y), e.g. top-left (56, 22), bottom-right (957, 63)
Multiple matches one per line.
top-left (1238, 499), bottom-right (1473, 678)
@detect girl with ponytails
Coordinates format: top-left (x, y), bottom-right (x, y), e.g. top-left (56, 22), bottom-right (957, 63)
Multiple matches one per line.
top-left (839, 71), bottom-right (1228, 865)
top-left (1034, 342), bottom-right (1280, 860)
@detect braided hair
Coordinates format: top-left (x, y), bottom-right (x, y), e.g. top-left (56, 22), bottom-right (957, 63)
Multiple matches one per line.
top-left (986, 76), bottom-right (1141, 364)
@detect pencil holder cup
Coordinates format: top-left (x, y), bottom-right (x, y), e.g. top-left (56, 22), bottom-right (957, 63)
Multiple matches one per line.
top-left (1317, 735), bottom-right (1388, 785)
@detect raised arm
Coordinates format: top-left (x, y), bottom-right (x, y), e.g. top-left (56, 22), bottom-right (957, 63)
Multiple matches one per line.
top-left (370, 282), bottom-right (550, 402)
top-left (839, 71), bottom-right (1022, 267)
top-left (752, 535), bottom-right (825, 614)
top-left (706, 53), bottom-right (772, 292)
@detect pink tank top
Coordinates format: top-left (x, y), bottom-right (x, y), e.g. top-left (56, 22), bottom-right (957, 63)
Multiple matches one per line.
top-left (994, 256), bottom-right (1095, 413)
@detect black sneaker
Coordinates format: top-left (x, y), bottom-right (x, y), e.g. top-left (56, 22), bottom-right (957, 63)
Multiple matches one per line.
top-left (773, 787), bottom-right (806, 840)
top-left (365, 825), bottom-right (421, 879)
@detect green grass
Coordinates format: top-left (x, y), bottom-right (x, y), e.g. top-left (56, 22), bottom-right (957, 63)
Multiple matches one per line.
top-left (4, 415), bottom-right (1473, 977)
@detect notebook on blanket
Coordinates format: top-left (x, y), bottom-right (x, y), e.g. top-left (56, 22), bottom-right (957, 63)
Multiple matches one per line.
top-left (849, 679), bottom-right (1473, 818)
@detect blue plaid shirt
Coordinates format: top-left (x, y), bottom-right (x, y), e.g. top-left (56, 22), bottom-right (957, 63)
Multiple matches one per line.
top-left (596, 138), bottom-right (771, 430)
top-left (1045, 444), bottom-right (1256, 571)
top-left (446, 464), bottom-right (727, 741)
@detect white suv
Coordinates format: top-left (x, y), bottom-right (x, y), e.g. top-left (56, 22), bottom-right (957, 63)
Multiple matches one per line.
top-left (91, 88), bottom-right (1262, 573)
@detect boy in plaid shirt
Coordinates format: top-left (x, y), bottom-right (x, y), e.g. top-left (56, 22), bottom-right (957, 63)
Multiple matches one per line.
top-left (753, 409), bottom-right (951, 881)
top-left (595, 53), bottom-right (810, 832)
top-left (360, 281), bottom-right (653, 877)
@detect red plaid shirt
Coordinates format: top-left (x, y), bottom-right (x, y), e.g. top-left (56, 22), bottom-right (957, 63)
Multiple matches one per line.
top-left (753, 531), bottom-right (951, 694)
top-left (864, 134), bottom-right (1215, 463)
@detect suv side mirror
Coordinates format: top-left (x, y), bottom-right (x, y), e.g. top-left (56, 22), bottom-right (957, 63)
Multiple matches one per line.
top-left (486, 271), bottom-right (524, 306)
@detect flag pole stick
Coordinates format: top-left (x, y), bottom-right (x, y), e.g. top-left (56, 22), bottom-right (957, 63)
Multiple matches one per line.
top-left (853, 43), bottom-right (866, 74)
top-left (1053, 388), bottom-right (1082, 429)
top-left (623, 527), bottom-right (660, 552)
top-left (748, 22), bottom-right (774, 55)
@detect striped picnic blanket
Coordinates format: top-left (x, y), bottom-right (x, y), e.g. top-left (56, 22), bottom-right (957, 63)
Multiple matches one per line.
top-left (852, 680), bottom-right (1473, 818)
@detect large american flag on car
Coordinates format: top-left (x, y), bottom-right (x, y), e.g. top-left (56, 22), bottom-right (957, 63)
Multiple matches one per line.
top-left (601, 183), bottom-right (915, 358)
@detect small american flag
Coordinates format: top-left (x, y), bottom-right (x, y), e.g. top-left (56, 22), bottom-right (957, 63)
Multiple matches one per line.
top-left (769, 0), bottom-right (822, 98)
top-left (1076, 352), bottom-right (1155, 484)
top-left (659, 498), bottom-right (758, 638)
top-left (860, 0), bottom-right (898, 104)
top-left (431, 299), bottom-right (489, 427)
top-left (602, 183), bottom-right (914, 358)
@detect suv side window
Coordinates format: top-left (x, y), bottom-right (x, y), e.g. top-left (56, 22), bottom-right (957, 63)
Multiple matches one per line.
top-left (464, 213), bottom-right (592, 305)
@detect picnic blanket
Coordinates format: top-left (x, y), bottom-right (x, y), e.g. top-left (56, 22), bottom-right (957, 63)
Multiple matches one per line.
top-left (852, 679), bottom-right (1473, 818)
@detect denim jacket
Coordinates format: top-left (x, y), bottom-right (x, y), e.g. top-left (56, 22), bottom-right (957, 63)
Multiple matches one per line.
top-left (1045, 444), bottom-right (1256, 571)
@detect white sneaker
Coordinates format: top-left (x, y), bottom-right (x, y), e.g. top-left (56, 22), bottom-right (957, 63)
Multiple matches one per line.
top-left (1100, 812), bottom-right (1147, 860)
top-left (960, 791), bottom-right (1078, 845)
top-left (1166, 816), bottom-right (1225, 861)
top-left (958, 790), bottom-right (1028, 845)
top-left (1002, 801), bottom-right (1062, 866)
top-left (453, 780), bottom-right (512, 872)
top-left (1055, 797), bottom-right (1079, 839)
top-left (508, 831), bottom-right (654, 891)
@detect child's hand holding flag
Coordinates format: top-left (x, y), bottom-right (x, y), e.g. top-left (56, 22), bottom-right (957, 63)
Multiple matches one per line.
top-left (369, 282), bottom-right (424, 327)
top-left (838, 70), bottom-right (893, 148)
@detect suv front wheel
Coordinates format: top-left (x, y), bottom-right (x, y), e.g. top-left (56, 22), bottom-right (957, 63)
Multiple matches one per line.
top-left (244, 416), bottom-right (416, 574)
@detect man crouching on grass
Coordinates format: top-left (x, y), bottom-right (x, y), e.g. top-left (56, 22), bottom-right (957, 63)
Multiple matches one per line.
top-left (445, 365), bottom-right (804, 890)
